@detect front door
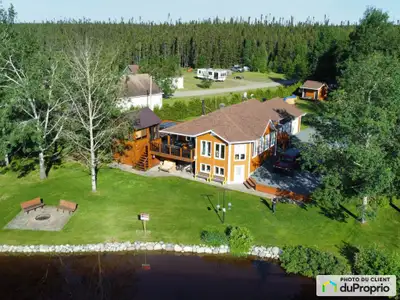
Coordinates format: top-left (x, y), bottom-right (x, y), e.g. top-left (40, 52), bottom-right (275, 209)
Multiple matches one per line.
top-left (234, 165), bottom-right (245, 183)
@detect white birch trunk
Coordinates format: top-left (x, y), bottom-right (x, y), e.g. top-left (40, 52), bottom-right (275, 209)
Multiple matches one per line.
top-left (39, 151), bottom-right (46, 180)
top-left (5, 153), bottom-right (9, 166)
top-left (361, 196), bottom-right (368, 224)
top-left (89, 118), bottom-right (97, 192)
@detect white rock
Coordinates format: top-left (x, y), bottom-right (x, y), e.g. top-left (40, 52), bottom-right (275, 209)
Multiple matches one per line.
top-left (174, 245), bottom-right (182, 252)
top-left (196, 247), bottom-right (204, 253)
top-left (272, 247), bottom-right (279, 255)
top-left (205, 247), bottom-right (212, 254)
top-left (153, 243), bottom-right (162, 251)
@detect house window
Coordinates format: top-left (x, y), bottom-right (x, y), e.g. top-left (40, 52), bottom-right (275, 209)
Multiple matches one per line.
top-left (201, 141), bottom-right (211, 157)
top-left (215, 143), bottom-right (226, 160)
top-left (264, 134), bottom-right (270, 150)
top-left (270, 131), bottom-right (276, 147)
top-left (251, 142), bottom-right (257, 157)
top-left (200, 163), bottom-right (211, 173)
top-left (234, 144), bottom-right (246, 161)
top-left (215, 166), bottom-right (225, 177)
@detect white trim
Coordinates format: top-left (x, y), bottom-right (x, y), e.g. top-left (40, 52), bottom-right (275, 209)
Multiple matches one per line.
top-left (227, 144), bottom-right (231, 183)
top-left (200, 163), bottom-right (211, 173)
top-left (214, 166), bottom-right (225, 177)
top-left (251, 141), bottom-right (257, 158)
top-left (214, 143), bottom-right (226, 160)
top-left (300, 86), bottom-right (323, 90)
top-left (200, 140), bottom-right (211, 157)
top-left (233, 165), bottom-right (245, 183)
top-left (234, 144), bottom-right (246, 161)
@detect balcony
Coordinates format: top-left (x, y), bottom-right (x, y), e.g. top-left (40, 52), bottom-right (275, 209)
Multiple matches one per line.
top-left (150, 140), bottom-right (195, 162)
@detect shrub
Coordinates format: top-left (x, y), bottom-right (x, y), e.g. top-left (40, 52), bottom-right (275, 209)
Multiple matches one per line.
top-left (280, 245), bottom-right (350, 277)
top-left (200, 228), bottom-right (228, 246)
top-left (226, 226), bottom-right (254, 256)
top-left (353, 247), bottom-right (400, 296)
top-left (199, 79), bottom-right (213, 89)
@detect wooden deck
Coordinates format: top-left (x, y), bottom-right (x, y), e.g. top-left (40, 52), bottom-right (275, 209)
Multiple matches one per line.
top-left (150, 141), bottom-right (195, 163)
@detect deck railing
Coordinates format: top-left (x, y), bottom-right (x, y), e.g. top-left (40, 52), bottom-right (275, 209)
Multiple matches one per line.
top-left (150, 141), bottom-right (195, 161)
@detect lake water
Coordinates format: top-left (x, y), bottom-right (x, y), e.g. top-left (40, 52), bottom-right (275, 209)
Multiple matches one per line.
top-left (0, 252), bottom-right (381, 300)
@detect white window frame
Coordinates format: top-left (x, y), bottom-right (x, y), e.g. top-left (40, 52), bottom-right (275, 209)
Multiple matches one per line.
top-left (270, 131), bottom-right (276, 147)
top-left (214, 143), bottom-right (226, 160)
top-left (234, 144), bottom-right (246, 161)
top-left (201, 141), bottom-right (211, 157)
top-left (251, 142), bottom-right (257, 158)
top-left (264, 134), bottom-right (270, 151)
top-left (200, 163), bottom-right (211, 173)
top-left (214, 166), bottom-right (225, 177)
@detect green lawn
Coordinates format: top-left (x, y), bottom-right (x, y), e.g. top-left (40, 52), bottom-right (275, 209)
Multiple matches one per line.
top-left (1, 165), bottom-right (399, 254)
top-left (181, 70), bottom-right (285, 91)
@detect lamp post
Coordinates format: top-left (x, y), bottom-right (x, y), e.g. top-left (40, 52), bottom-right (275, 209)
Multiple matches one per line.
top-left (216, 189), bottom-right (232, 224)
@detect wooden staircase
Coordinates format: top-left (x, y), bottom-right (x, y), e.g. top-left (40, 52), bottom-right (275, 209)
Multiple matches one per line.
top-left (243, 177), bottom-right (257, 190)
top-left (134, 146), bottom-right (149, 171)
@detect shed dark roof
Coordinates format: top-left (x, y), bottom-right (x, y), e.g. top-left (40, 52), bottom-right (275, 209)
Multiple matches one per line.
top-left (161, 98), bottom-right (305, 142)
top-left (121, 74), bottom-right (162, 98)
top-left (123, 107), bottom-right (161, 130)
top-left (301, 80), bottom-right (325, 90)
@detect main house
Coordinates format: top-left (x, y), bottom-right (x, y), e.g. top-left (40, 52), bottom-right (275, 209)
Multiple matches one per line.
top-left (149, 98), bottom-right (305, 184)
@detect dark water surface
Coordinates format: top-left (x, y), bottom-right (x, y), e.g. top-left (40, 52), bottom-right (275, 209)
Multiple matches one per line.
top-left (0, 253), bottom-right (380, 300)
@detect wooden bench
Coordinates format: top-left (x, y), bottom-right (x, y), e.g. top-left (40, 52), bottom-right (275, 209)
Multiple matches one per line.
top-left (57, 200), bottom-right (78, 214)
top-left (194, 172), bottom-right (212, 182)
top-left (212, 175), bottom-right (226, 185)
top-left (20, 197), bottom-right (44, 213)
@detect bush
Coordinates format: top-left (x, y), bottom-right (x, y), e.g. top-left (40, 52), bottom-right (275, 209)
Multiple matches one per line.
top-left (280, 245), bottom-right (351, 277)
top-left (198, 79), bottom-right (213, 89)
top-left (226, 226), bottom-right (254, 256)
top-left (200, 228), bottom-right (228, 246)
top-left (353, 247), bottom-right (400, 296)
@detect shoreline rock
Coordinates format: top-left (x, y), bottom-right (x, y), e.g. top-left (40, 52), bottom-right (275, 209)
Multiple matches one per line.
top-left (0, 242), bottom-right (281, 260)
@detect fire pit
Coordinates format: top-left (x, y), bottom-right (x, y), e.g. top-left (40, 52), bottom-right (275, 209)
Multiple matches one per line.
top-left (35, 214), bottom-right (51, 221)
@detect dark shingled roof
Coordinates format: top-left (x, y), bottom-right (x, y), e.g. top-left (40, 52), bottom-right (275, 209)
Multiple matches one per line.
top-left (301, 80), bottom-right (325, 90)
top-left (161, 98), bottom-right (305, 142)
top-left (121, 74), bottom-right (162, 98)
top-left (123, 107), bottom-right (161, 130)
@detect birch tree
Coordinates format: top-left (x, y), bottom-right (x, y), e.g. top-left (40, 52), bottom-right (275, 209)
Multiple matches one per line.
top-left (302, 54), bottom-right (400, 223)
top-left (1, 53), bottom-right (66, 179)
top-left (62, 38), bottom-right (122, 192)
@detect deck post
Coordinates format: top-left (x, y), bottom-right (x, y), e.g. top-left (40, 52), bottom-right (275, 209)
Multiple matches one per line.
top-left (167, 135), bottom-right (170, 145)
top-left (180, 148), bottom-right (182, 157)
top-left (169, 146), bottom-right (171, 155)
top-left (190, 149), bottom-right (193, 159)
top-left (158, 143), bottom-right (161, 152)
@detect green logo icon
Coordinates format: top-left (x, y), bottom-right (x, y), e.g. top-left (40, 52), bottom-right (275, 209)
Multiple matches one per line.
top-left (322, 280), bottom-right (338, 292)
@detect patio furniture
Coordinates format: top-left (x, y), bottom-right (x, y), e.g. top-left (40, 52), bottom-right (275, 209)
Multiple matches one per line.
top-left (20, 197), bottom-right (44, 214)
top-left (212, 175), bottom-right (226, 185)
top-left (57, 200), bottom-right (78, 214)
top-left (159, 160), bottom-right (176, 172)
top-left (194, 172), bottom-right (212, 182)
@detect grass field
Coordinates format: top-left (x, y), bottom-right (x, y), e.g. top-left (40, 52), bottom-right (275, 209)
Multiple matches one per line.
top-left (181, 70), bottom-right (285, 91)
top-left (1, 164), bottom-right (399, 254)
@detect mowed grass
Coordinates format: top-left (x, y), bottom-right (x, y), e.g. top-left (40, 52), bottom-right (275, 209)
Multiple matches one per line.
top-left (0, 164), bottom-right (399, 254)
top-left (181, 70), bottom-right (285, 91)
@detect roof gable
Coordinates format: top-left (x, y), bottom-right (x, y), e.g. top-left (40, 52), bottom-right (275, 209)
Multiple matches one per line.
top-left (123, 107), bottom-right (161, 130)
top-left (301, 80), bottom-right (325, 90)
top-left (161, 98), bottom-right (304, 142)
top-left (121, 74), bottom-right (162, 98)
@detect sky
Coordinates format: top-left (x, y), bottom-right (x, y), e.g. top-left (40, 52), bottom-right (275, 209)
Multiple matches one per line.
top-left (2, 0), bottom-right (400, 24)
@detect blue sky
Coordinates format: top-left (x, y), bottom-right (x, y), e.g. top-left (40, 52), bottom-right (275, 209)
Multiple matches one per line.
top-left (2, 0), bottom-right (400, 24)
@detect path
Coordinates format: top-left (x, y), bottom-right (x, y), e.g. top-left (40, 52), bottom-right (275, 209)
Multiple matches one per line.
top-left (173, 81), bottom-right (281, 98)
top-left (109, 162), bottom-right (275, 199)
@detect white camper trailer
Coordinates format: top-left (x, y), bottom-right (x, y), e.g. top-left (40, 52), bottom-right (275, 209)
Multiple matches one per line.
top-left (196, 68), bottom-right (227, 82)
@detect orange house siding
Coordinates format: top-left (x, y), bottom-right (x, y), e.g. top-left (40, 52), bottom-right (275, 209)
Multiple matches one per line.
top-left (196, 133), bottom-right (229, 179)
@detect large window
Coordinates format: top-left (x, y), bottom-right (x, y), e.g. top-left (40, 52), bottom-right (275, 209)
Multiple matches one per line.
top-left (214, 166), bottom-right (225, 177)
top-left (252, 142), bottom-right (257, 157)
top-left (270, 131), bottom-right (276, 147)
top-left (200, 163), bottom-right (211, 173)
top-left (234, 144), bottom-right (246, 161)
top-left (201, 141), bottom-right (211, 157)
top-left (215, 143), bottom-right (226, 160)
